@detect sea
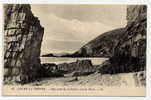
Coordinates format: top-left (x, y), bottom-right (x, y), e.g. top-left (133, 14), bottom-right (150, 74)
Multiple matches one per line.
top-left (40, 57), bottom-right (108, 65)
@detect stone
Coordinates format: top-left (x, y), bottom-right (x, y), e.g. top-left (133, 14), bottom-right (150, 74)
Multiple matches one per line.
top-left (10, 59), bottom-right (16, 67)
top-left (11, 67), bottom-right (20, 76)
top-left (57, 60), bottom-right (96, 75)
top-left (4, 68), bottom-right (12, 77)
top-left (133, 71), bottom-right (146, 87)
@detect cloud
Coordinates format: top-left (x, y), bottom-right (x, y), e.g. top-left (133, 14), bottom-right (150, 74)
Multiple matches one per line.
top-left (31, 5), bottom-right (127, 54)
top-left (40, 13), bottom-right (115, 41)
top-left (31, 5), bottom-right (127, 27)
top-left (39, 14), bottom-right (117, 54)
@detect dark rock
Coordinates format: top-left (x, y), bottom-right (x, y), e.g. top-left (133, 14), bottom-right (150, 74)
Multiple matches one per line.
top-left (114, 5), bottom-right (146, 58)
top-left (72, 71), bottom-right (94, 77)
top-left (40, 63), bottom-right (64, 77)
top-left (97, 5), bottom-right (146, 74)
top-left (111, 5), bottom-right (146, 73)
top-left (41, 53), bottom-right (54, 57)
top-left (99, 57), bottom-right (145, 74)
top-left (57, 60), bottom-right (96, 75)
top-left (68, 77), bottom-right (79, 82)
top-left (40, 63), bottom-right (56, 77)
top-left (4, 4), bottom-right (44, 83)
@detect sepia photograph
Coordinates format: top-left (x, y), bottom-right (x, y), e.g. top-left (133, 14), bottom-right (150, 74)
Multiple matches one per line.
top-left (2, 4), bottom-right (147, 96)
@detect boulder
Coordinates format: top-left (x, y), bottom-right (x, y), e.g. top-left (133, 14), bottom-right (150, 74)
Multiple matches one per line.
top-left (58, 60), bottom-right (96, 76)
top-left (40, 63), bottom-right (64, 77)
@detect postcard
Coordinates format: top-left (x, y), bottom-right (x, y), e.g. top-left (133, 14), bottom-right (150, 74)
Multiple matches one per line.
top-left (2, 4), bottom-right (147, 96)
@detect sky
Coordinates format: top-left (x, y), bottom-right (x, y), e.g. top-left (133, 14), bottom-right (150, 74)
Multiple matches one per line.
top-left (31, 5), bottom-right (127, 55)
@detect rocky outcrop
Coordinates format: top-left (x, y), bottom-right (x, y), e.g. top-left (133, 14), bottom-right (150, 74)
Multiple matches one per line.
top-left (4, 4), bottom-right (44, 83)
top-left (127, 5), bottom-right (147, 25)
top-left (40, 60), bottom-right (96, 77)
top-left (114, 5), bottom-right (146, 58)
top-left (57, 60), bottom-right (96, 75)
top-left (40, 63), bottom-right (64, 77)
top-left (113, 5), bottom-right (146, 70)
top-left (99, 5), bottom-right (146, 74)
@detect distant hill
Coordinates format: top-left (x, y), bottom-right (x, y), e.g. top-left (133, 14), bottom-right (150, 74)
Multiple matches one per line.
top-left (71, 28), bottom-right (125, 57)
top-left (41, 53), bottom-right (54, 57)
top-left (41, 52), bottom-right (72, 57)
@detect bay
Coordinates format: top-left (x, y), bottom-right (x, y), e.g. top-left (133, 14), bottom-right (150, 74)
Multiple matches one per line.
top-left (40, 57), bottom-right (108, 65)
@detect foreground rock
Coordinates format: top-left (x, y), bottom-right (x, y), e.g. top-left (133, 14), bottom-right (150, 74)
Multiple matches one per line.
top-left (4, 4), bottom-right (44, 84)
top-left (40, 63), bottom-right (64, 77)
top-left (41, 60), bottom-right (97, 77)
top-left (58, 60), bottom-right (96, 76)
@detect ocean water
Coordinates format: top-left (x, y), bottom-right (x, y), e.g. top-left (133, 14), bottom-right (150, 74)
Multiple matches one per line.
top-left (40, 57), bottom-right (108, 65)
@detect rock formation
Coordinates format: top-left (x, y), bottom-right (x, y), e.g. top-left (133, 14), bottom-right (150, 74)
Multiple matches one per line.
top-left (4, 4), bottom-right (44, 83)
top-left (114, 5), bottom-right (146, 58)
top-left (99, 5), bottom-right (146, 74)
top-left (40, 60), bottom-right (95, 77)
top-left (113, 5), bottom-right (146, 69)
top-left (127, 5), bottom-right (147, 25)
top-left (40, 63), bottom-right (64, 77)
top-left (57, 60), bottom-right (96, 75)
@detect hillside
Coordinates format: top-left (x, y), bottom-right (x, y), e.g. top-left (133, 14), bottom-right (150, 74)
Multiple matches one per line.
top-left (71, 28), bottom-right (125, 57)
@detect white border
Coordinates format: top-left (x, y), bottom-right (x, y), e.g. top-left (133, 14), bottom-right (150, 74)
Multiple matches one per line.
top-left (0, 0), bottom-right (151, 100)
top-left (0, 0), bottom-right (149, 4)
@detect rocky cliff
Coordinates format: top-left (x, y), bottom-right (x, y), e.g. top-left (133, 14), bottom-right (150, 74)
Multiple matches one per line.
top-left (4, 4), bottom-right (44, 83)
top-left (99, 5), bottom-right (146, 74)
top-left (114, 5), bottom-right (146, 58)
top-left (127, 5), bottom-right (147, 25)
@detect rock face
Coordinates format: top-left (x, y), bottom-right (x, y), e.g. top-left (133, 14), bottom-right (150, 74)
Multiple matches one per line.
top-left (127, 5), bottom-right (147, 25)
top-left (113, 5), bottom-right (146, 70)
top-left (99, 5), bottom-right (146, 74)
top-left (4, 4), bottom-right (44, 83)
top-left (114, 5), bottom-right (146, 58)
